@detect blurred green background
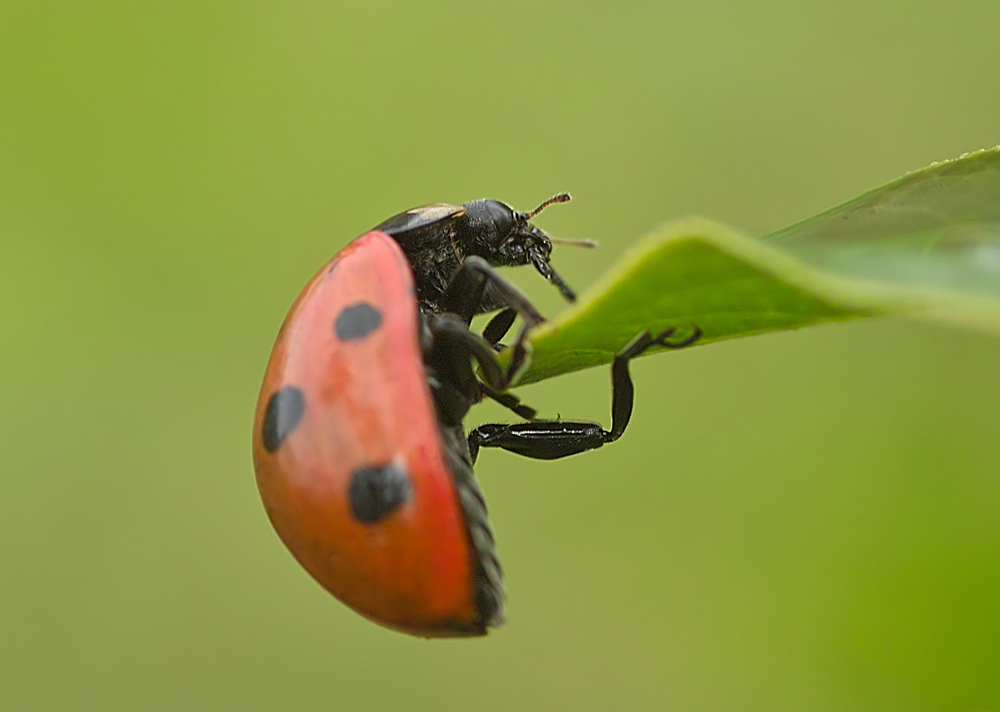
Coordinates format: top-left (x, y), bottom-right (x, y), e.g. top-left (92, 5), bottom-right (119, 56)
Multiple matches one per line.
top-left (3, 1), bottom-right (1000, 710)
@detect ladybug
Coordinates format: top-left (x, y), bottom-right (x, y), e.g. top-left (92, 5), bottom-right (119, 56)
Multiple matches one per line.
top-left (252, 196), bottom-right (701, 637)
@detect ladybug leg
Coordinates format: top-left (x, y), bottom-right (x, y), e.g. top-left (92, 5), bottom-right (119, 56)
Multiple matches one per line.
top-left (468, 421), bottom-right (608, 463)
top-left (439, 256), bottom-right (547, 387)
top-left (440, 256), bottom-right (544, 327)
top-left (500, 321), bottom-right (534, 387)
top-left (467, 326), bottom-right (702, 463)
top-left (482, 386), bottom-right (537, 420)
top-left (482, 308), bottom-right (517, 349)
top-left (427, 313), bottom-right (538, 423)
top-left (429, 314), bottom-right (504, 389)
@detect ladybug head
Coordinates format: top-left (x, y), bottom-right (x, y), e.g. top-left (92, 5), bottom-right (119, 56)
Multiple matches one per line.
top-left (462, 194), bottom-right (594, 302)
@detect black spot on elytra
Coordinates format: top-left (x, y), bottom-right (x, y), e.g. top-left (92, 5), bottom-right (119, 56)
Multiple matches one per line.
top-left (334, 302), bottom-right (383, 341)
top-left (262, 386), bottom-right (305, 452)
top-left (349, 461), bottom-right (411, 523)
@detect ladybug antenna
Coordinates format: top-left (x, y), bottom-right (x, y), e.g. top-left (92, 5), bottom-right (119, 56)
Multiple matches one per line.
top-left (522, 192), bottom-right (571, 221)
top-left (529, 247), bottom-right (577, 302)
top-left (522, 193), bottom-right (597, 248)
top-left (548, 235), bottom-right (599, 248)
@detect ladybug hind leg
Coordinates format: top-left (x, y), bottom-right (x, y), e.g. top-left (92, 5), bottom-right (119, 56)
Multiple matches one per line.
top-left (468, 326), bottom-right (702, 463)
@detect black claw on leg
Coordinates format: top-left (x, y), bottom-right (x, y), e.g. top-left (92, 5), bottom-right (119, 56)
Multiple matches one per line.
top-left (652, 324), bottom-right (702, 350)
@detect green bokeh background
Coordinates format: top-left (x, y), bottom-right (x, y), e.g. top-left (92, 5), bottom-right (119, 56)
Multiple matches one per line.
top-left (3, 2), bottom-right (1000, 710)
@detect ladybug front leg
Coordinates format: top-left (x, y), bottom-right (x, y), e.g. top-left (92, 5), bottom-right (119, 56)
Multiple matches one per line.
top-left (440, 256), bottom-right (544, 327)
top-left (468, 327), bottom-right (702, 463)
top-left (439, 256), bottom-right (545, 385)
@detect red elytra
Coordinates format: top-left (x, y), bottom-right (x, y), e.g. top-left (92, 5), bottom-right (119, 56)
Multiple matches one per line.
top-left (252, 231), bottom-right (500, 637)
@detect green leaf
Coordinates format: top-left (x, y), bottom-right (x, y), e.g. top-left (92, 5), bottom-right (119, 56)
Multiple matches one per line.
top-left (510, 146), bottom-right (1000, 386)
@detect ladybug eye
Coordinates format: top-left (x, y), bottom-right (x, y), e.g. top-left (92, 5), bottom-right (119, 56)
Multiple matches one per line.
top-left (498, 234), bottom-right (526, 256)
